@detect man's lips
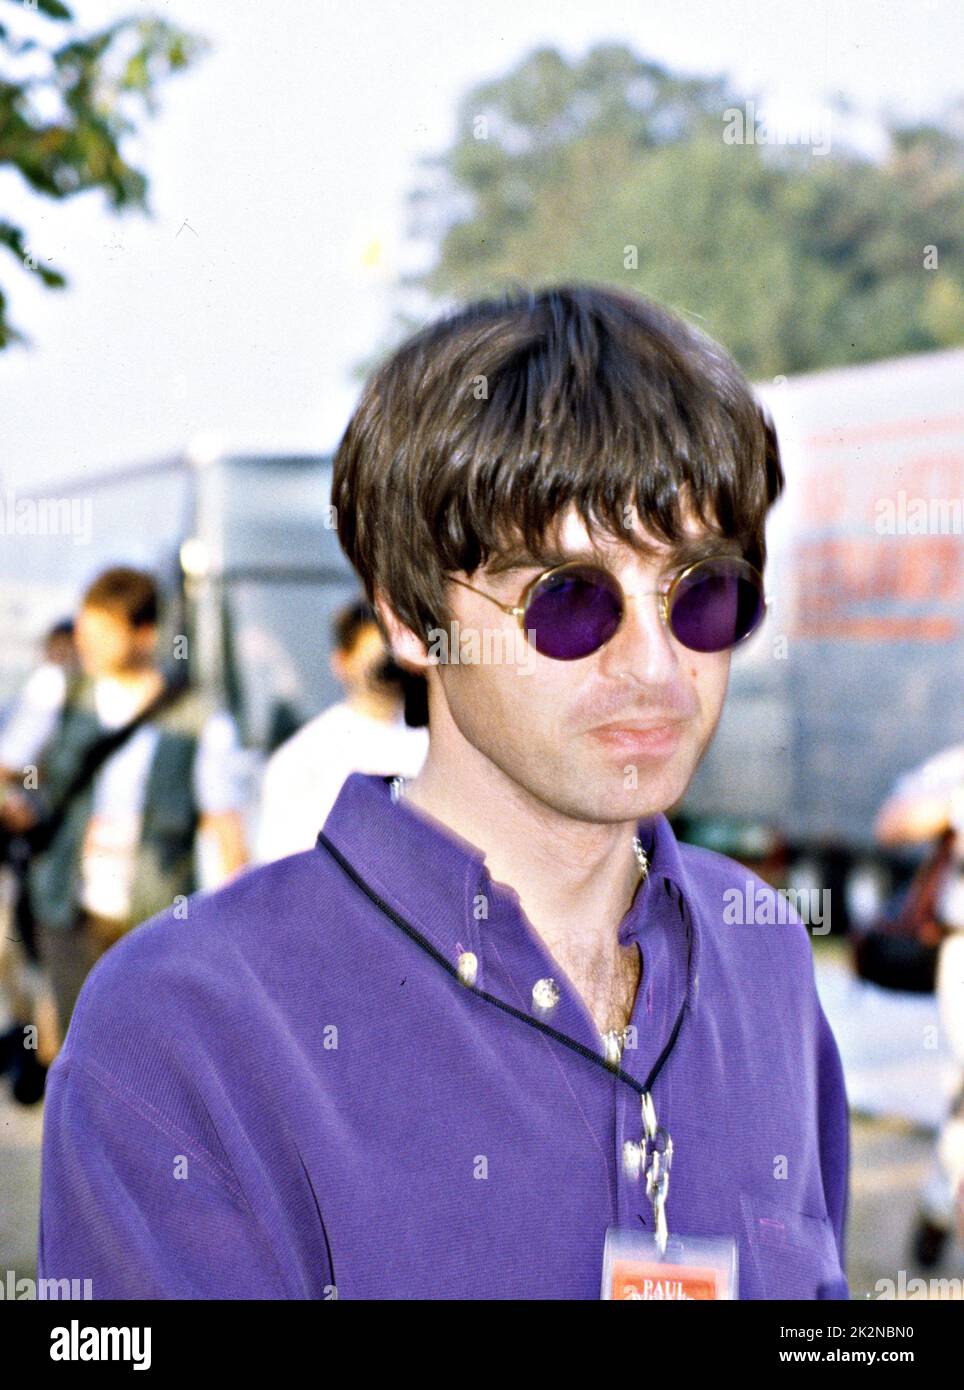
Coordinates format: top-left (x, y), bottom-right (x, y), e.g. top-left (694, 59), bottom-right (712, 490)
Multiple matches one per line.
top-left (587, 719), bottom-right (686, 755)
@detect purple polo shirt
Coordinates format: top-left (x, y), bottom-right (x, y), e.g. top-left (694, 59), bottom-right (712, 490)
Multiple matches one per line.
top-left (38, 772), bottom-right (850, 1299)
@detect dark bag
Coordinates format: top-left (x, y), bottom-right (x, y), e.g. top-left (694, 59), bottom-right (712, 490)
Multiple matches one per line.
top-left (850, 828), bottom-right (956, 993)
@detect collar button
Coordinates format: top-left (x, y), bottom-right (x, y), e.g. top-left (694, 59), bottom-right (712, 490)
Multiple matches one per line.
top-left (532, 977), bottom-right (560, 1012)
top-left (457, 951), bottom-right (478, 986)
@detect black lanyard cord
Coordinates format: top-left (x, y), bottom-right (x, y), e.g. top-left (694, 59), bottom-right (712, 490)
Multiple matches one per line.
top-left (317, 831), bottom-right (692, 1101)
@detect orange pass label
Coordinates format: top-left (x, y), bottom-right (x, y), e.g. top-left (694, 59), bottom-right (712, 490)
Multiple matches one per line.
top-left (611, 1258), bottom-right (720, 1300)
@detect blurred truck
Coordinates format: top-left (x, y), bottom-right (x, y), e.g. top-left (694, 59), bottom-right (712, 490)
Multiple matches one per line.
top-left (677, 345), bottom-right (964, 925)
top-left (0, 444), bottom-right (356, 750)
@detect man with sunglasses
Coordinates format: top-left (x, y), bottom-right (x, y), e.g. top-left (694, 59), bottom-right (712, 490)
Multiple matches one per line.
top-left (39, 284), bottom-right (850, 1300)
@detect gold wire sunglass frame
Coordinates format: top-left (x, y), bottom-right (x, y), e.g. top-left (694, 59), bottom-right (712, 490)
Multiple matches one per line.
top-left (449, 555), bottom-right (770, 655)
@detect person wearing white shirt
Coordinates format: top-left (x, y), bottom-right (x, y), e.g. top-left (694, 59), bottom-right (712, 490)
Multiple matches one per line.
top-left (0, 568), bottom-right (249, 1064)
top-left (875, 744), bottom-right (964, 1265)
top-left (258, 601), bottom-right (429, 862)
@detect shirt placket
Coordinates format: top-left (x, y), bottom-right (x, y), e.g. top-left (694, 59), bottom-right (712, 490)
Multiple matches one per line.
top-left (474, 866), bottom-right (695, 1240)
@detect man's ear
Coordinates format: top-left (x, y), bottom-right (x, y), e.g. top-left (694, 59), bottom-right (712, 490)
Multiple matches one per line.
top-left (373, 590), bottom-right (435, 674)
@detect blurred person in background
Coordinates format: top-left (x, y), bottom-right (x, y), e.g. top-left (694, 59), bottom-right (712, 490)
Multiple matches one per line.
top-left (0, 618), bottom-right (79, 777)
top-left (875, 743), bottom-right (964, 1268)
top-left (1, 567), bottom-right (249, 1073)
top-left (0, 619), bottom-right (78, 1102)
top-left (257, 599), bottom-right (428, 862)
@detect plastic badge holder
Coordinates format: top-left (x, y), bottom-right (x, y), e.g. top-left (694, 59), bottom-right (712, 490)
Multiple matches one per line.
top-left (601, 1227), bottom-right (739, 1300)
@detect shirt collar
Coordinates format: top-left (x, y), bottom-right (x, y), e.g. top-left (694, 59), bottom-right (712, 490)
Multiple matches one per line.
top-left (317, 772), bottom-right (699, 964)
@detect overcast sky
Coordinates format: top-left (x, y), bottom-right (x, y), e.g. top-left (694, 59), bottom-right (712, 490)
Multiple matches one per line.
top-left (1, 0), bottom-right (961, 488)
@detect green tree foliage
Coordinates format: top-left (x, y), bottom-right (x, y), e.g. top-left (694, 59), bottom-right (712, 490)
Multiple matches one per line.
top-left (402, 44), bottom-right (964, 378)
top-left (0, 0), bottom-right (207, 349)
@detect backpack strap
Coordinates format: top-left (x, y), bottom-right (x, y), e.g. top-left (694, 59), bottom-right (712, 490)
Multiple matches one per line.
top-left (28, 672), bottom-right (190, 854)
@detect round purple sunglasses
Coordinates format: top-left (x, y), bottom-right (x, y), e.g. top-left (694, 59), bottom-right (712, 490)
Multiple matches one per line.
top-left (450, 555), bottom-right (769, 661)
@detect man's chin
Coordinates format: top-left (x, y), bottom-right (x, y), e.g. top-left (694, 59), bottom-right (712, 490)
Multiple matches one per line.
top-left (577, 726), bottom-right (697, 784)
top-left (538, 767), bottom-right (691, 826)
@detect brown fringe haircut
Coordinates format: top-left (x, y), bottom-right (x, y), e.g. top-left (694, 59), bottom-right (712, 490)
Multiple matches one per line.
top-left (332, 284), bottom-right (784, 645)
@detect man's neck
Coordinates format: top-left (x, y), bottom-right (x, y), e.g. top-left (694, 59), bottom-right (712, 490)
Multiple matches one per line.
top-left (400, 749), bottom-right (647, 1033)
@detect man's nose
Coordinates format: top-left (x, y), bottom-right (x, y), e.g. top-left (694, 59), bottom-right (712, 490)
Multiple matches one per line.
top-left (596, 588), bottom-right (680, 686)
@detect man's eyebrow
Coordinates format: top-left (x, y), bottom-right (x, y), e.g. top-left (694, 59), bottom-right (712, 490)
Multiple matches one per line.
top-left (484, 533), bottom-right (744, 579)
top-left (484, 545), bottom-right (605, 577)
